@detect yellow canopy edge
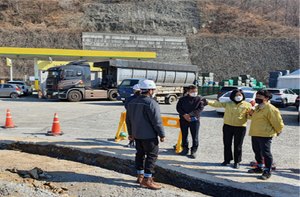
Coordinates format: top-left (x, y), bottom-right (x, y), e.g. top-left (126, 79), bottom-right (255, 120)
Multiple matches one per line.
top-left (38, 61), bottom-right (101, 72)
top-left (0, 47), bottom-right (156, 61)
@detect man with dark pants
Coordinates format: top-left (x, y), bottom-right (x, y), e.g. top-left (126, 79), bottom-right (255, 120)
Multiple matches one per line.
top-left (124, 84), bottom-right (140, 148)
top-left (247, 90), bottom-right (284, 180)
top-left (176, 85), bottom-right (204, 159)
top-left (126, 80), bottom-right (165, 189)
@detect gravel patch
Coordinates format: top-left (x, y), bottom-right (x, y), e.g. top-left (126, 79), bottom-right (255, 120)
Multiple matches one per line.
top-left (0, 181), bottom-right (58, 197)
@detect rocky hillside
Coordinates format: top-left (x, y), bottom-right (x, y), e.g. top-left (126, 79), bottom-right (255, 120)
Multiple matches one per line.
top-left (85, 0), bottom-right (201, 35)
top-left (187, 35), bottom-right (298, 83)
top-left (0, 0), bottom-right (298, 83)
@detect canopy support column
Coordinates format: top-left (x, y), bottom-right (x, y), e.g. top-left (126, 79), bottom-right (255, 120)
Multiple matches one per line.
top-left (10, 63), bottom-right (13, 81)
top-left (34, 57), bottom-right (39, 91)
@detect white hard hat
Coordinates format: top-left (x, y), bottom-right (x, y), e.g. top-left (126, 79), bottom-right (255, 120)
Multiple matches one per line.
top-left (133, 84), bottom-right (140, 90)
top-left (139, 80), bottom-right (156, 89)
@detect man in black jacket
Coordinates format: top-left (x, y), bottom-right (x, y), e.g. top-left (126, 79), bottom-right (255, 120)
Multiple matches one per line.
top-left (124, 84), bottom-right (140, 148)
top-left (176, 85), bottom-right (204, 159)
top-left (126, 80), bottom-right (165, 189)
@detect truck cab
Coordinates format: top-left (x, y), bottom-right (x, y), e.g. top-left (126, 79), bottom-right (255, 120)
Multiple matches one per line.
top-left (117, 78), bottom-right (147, 102)
top-left (46, 61), bottom-right (91, 101)
top-left (117, 78), bottom-right (185, 104)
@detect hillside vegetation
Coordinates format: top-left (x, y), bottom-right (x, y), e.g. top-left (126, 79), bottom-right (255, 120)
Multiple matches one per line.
top-left (1, 0), bottom-right (298, 36)
top-left (197, 0), bottom-right (298, 37)
top-left (0, 0), bottom-right (298, 82)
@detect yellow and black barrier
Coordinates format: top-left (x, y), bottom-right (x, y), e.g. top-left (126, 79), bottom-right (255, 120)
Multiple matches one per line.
top-left (115, 112), bottom-right (128, 142)
top-left (115, 112), bottom-right (183, 153)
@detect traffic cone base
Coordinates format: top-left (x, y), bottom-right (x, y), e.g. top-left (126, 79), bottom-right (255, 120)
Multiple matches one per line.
top-left (46, 113), bottom-right (64, 136)
top-left (46, 131), bottom-right (64, 136)
top-left (1, 125), bottom-right (17, 129)
top-left (2, 109), bottom-right (16, 128)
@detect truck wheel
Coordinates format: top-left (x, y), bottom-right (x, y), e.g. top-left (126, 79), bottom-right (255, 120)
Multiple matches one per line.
top-left (108, 90), bottom-right (118, 101)
top-left (67, 90), bottom-right (82, 102)
top-left (165, 95), bottom-right (177, 104)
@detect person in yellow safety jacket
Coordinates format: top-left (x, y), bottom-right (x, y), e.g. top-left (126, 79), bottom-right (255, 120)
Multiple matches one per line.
top-left (203, 89), bottom-right (252, 169)
top-left (247, 90), bottom-right (284, 180)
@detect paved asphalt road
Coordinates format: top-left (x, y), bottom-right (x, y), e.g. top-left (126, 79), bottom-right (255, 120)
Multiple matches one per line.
top-left (0, 94), bottom-right (299, 197)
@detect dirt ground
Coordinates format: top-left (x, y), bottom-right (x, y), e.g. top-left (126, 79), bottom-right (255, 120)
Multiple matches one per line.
top-left (0, 150), bottom-right (208, 197)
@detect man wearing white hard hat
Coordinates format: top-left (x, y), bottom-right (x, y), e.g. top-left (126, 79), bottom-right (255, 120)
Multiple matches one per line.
top-left (124, 83), bottom-right (141, 147)
top-left (126, 80), bottom-right (165, 190)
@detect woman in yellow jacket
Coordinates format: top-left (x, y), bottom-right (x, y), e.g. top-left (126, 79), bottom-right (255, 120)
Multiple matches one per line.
top-left (204, 89), bottom-right (252, 169)
top-left (247, 90), bottom-right (284, 180)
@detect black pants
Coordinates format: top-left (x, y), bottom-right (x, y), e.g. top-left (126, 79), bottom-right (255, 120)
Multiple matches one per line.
top-left (251, 136), bottom-right (273, 170)
top-left (180, 119), bottom-right (200, 153)
top-left (135, 138), bottom-right (159, 175)
top-left (223, 124), bottom-right (246, 163)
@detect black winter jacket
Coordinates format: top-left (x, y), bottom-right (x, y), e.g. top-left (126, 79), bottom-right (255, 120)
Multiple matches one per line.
top-left (176, 95), bottom-right (204, 121)
top-left (126, 95), bottom-right (165, 139)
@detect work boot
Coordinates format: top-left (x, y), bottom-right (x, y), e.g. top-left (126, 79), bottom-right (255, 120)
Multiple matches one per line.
top-left (234, 162), bottom-right (240, 169)
top-left (190, 150), bottom-right (197, 159)
top-left (221, 160), bottom-right (231, 166)
top-left (140, 177), bottom-right (162, 190)
top-left (136, 174), bottom-right (144, 184)
top-left (248, 167), bottom-right (264, 173)
top-left (180, 148), bottom-right (189, 155)
top-left (261, 170), bottom-right (272, 180)
top-left (127, 140), bottom-right (135, 148)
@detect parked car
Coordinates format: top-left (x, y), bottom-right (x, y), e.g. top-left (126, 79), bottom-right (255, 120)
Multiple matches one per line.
top-left (263, 88), bottom-right (298, 108)
top-left (7, 81), bottom-right (33, 95)
top-left (217, 86), bottom-right (254, 99)
top-left (0, 84), bottom-right (23, 98)
top-left (298, 106), bottom-right (300, 122)
top-left (295, 96), bottom-right (300, 110)
top-left (215, 90), bottom-right (257, 115)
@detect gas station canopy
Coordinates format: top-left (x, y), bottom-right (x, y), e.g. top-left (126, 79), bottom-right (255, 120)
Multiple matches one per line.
top-left (0, 47), bottom-right (156, 91)
top-left (0, 47), bottom-right (156, 61)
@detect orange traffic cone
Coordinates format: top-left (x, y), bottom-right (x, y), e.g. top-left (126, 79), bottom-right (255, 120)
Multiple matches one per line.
top-left (46, 113), bottom-right (64, 136)
top-left (2, 109), bottom-right (16, 128)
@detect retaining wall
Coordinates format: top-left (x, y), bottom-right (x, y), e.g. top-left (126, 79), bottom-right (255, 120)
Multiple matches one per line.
top-left (83, 32), bottom-right (192, 65)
